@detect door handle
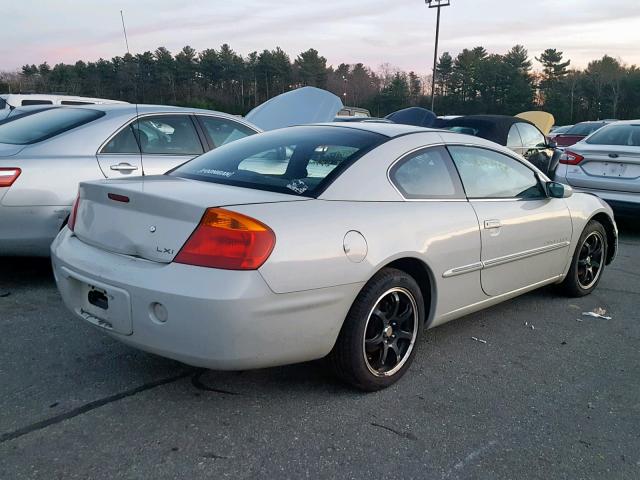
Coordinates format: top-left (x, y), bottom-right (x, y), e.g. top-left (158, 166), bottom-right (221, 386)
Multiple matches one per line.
top-left (110, 163), bottom-right (138, 172)
top-left (484, 219), bottom-right (502, 229)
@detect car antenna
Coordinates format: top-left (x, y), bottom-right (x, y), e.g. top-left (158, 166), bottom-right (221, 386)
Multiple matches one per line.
top-left (120, 10), bottom-right (144, 176)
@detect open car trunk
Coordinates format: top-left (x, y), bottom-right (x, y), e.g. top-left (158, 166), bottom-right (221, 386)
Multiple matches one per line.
top-left (73, 176), bottom-right (306, 262)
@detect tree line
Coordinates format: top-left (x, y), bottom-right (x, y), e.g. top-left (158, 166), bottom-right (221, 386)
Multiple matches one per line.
top-left (2, 43), bottom-right (639, 124)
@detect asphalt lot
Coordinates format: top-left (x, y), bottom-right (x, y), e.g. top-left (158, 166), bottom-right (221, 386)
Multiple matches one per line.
top-left (1, 220), bottom-right (639, 479)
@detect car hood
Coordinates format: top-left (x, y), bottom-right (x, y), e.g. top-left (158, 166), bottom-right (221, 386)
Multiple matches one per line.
top-left (245, 87), bottom-right (343, 131)
top-left (516, 111), bottom-right (555, 135)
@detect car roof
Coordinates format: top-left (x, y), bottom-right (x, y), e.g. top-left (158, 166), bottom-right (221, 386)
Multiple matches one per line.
top-left (312, 121), bottom-right (435, 137)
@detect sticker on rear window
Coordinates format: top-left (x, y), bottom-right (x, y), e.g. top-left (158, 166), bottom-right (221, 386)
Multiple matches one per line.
top-left (197, 168), bottom-right (234, 178)
top-left (286, 179), bottom-right (308, 194)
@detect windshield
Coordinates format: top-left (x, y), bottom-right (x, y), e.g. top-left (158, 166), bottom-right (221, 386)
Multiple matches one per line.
top-left (566, 123), bottom-right (604, 136)
top-left (171, 126), bottom-right (387, 197)
top-left (586, 124), bottom-right (640, 147)
top-left (0, 108), bottom-right (104, 145)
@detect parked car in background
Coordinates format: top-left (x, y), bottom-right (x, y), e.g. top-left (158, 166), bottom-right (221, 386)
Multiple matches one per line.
top-left (0, 105), bottom-right (259, 256)
top-left (0, 94), bottom-right (126, 119)
top-left (554, 121), bottom-right (613, 148)
top-left (441, 115), bottom-right (560, 175)
top-left (51, 123), bottom-right (616, 391)
top-left (554, 120), bottom-right (640, 217)
top-left (0, 87), bottom-right (344, 256)
top-left (548, 125), bottom-right (573, 141)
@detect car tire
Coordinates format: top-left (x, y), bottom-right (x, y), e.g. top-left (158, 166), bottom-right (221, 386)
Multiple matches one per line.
top-left (329, 267), bottom-right (424, 391)
top-left (560, 220), bottom-right (608, 297)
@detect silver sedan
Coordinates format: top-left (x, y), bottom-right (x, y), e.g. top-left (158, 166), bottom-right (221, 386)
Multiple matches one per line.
top-left (51, 123), bottom-right (617, 390)
top-left (554, 120), bottom-right (640, 217)
top-left (0, 105), bottom-right (260, 256)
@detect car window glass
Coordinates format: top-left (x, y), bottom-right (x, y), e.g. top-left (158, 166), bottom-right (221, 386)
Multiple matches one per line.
top-left (198, 116), bottom-right (256, 148)
top-left (515, 123), bottom-right (545, 148)
top-left (448, 146), bottom-right (545, 199)
top-left (507, 125), bottom-right (523, 149)
top-left (101, 125), bottom-right (140, 154)
top-left (172, 126), bottom-right (386, 197)
top-left (0, 108), bottom-right (104, 145)
top-left (390, 146), bottom-right (463, 199)
top-left (566, 123), bottom-right (603, 136)
top-left (21, 100), bottom-right (53, 106)
top-left (586, 124), bottom-right (640, 146)
top-left (133, 115), bottom-right (203, 155)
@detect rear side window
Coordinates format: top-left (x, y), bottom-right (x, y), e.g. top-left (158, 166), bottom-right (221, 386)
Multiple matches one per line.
top-left (390, 146), bottom-right (464, 199)
top-left (0, 108), bottom-right (104, 145)
top-left (21, 100), bottom-right (53, 106)
top-left (448, 146), bottom-right (545, 199)
top-left (134, 116), bottom-right (203, 155)
top-left (197, 116), bottom-right (257, 148)
top-left (586, 124), bottom-right (640, 146)
top-left (171, 126), bottom-right (386, 197)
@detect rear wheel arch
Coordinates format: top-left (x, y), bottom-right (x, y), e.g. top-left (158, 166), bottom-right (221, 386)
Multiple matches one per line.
top-left (372, 257), bottom-right (435, 325)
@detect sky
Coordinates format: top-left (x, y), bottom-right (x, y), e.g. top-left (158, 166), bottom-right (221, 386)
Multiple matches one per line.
top-left (2, 0), bottom-right (639, 74)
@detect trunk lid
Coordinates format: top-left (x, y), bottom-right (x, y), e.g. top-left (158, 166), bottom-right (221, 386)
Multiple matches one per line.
top-left (564, 144), bottom-right (640, 193)
top-left (73, 175), bottom-right (306, 262)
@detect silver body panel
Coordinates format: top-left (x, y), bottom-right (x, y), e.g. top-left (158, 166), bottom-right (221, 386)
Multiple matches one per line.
top-left (554, 120), bottom-right (640, 213)
top-left (51, 124), bottom-right (617, 370)
top-left (0, 105), bottom-right (260, 256)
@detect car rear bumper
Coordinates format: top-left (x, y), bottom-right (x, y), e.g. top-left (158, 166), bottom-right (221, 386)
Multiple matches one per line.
top-left (51, 228), bottom-right (361, 370)
top-left (0, 204), bottom-right (69, 256)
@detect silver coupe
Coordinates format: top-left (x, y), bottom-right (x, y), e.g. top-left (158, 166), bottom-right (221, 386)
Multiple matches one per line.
top-left (51, 123), bottom-right (617, 390)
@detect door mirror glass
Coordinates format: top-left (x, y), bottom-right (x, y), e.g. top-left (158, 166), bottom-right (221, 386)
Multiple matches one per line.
top-left (546, 181), bottom-right (573, 198)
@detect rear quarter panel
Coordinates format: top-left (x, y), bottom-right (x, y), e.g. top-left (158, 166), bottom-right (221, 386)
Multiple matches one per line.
top-left (233, 199), bottom-right (484, 324)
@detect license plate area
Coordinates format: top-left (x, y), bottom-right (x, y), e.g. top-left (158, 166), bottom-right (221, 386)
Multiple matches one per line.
top-left (60, 267), bottom-right (133, 335)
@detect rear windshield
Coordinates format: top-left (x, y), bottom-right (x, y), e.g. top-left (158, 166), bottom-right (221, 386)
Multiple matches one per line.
top-left (566, 123), bottom-right (604, 136)
top-left (0, 108), bottom-right (104, 145)
top-left (171, 126), bottom-right (387, 197)
top-left (586, 124), bottom-right (640, 146)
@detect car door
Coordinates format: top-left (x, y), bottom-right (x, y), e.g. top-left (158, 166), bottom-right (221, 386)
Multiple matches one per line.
top-left (96, 123), bottom-right (143, 178)
top-left (447, 145), bottom-right (572, 297)
top-left (134, 114), bottom-right (205, 175)
top-left (516, 122), bottom-right (555, 173)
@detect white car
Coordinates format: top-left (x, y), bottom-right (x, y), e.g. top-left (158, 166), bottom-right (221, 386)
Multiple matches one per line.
top-left (0, 94), bottom-right (127, 119)
top-left (52, 123), bottom-right (617, 391)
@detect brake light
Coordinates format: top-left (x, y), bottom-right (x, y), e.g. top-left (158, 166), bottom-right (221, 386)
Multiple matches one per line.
top-left (559, 150), bottom-right (584, 165)
top-left (68, 194), bottom-right (80, 231)
top-left (0, 168), bottom-right (21, 187)
top-left (174, 208), bottom-right (276, 270)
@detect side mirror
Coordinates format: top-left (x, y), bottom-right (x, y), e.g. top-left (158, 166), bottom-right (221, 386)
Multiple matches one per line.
top-left (546, 181), bottom-right (573, 198)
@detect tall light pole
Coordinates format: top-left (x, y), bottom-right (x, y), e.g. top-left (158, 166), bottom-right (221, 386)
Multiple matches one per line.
top-left (425, 0), bottom-right (450, 111)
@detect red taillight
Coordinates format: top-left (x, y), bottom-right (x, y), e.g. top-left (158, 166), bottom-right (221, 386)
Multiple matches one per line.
top-left (174, 208), bottom-right (276, 270)
top-left (68, 194), bottom-right (80, 231)
top-left (559, 150), bottom-right (584, 165)
top-left (0, 168), bottom-right (21, 187)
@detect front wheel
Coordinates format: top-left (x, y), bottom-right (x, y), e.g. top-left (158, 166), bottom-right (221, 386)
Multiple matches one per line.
top-left (560, 220), bottom-right (608, 297)
top-left (329, 268), bottom-right (424, 391)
